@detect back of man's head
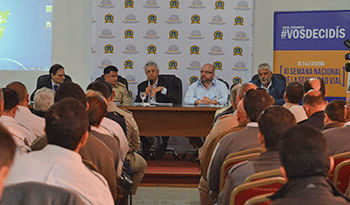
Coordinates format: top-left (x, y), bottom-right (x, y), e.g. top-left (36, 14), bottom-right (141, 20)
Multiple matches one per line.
top-left (46, 98), bottom-right (89, 151)
top-left (49, 64), bottom-right (64, 75)
top-left (103, 65), bottom-right (118, 75)
top-left (304, 78), bottom-right (326, 96)
top-left (229, 83), bottom-right (241, 107)
top-left (87, 81), bottom-right (111, 100)
top-left (54, 82), bottom-right (87, 109)
top-left (258, 106), bottom-right (296, 151)
top-left (2, 88), bottom-right (19, 112)
top-left (244, 89), bottom-right (275, 122)
top-left (6, 82), bottom-right (27, 104)
top-left (278, 125), bottom-right (330, 180)
top-left (302, 90), bottom-right (326, 107)
top-left (33, 87), bottom-right (55, 112)
top-left (285, 82), bottom-right (304, 104)
top-left (324, 100), bottom-right (346, 123)
top-left (236, 83), bottom-right (257, 102)
top-left (86, 94), bottom-right (107, 127)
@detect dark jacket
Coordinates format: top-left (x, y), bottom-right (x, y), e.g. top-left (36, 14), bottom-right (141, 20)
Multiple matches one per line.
top-left (251, 76), bottom-right (286, 105)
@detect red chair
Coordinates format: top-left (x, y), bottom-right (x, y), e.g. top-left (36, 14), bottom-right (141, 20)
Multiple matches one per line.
top-left (244, 169), bottom-right (283, 183)
top-left (329, 151), bottom-right (350, 182)
top-left (333, 159), bottom-right (350, 194)
top-left (220, 152), bottom-right (261, 192)
top-left (230, 177), bottom-right (286, 205)
top-left (243, 193), bottom-right (274, 205)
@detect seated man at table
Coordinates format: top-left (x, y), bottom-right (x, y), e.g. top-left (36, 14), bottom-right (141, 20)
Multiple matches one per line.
top-left (184, 63), bottom-right (229, 105)
top-left (135, 61), bottom-right (181, 159)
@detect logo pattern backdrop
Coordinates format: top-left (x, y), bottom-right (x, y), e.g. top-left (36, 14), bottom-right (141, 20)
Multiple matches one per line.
top-left (92, 0), bottom-right (254, 102)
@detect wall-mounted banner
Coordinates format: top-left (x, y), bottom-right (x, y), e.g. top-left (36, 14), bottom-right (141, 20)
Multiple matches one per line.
top-left (274, 10), bottom-right (350, 101)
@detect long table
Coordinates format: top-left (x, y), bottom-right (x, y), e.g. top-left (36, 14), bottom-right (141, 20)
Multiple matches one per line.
top-left (122, 106), bottom-right (219, 137)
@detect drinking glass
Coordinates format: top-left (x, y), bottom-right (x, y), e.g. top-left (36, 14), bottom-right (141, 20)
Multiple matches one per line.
top-left (140, 92), bottom-right (146, 106)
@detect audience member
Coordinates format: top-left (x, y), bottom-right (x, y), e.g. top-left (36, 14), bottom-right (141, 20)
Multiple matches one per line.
top-left (184, 63), bottom-right (229, 105)
top-left (0, 123), bottom-right (16, 200)
top-left (198, 100), bottom-right (248, 205)
top-left (0, 88), bottom-right (32, 146)
top-left (135, 61), bottom-right (181, 159)
top-left (207, 89), bottom-right (275, 199)
top-left (251, 63), bottom-right (286, 105)
top-left (87, 81), bottom-right (146, 195)
top-left (298, 90), bottom-right (327, 129)
top-left (303, 77), bottom-right (327, 96)
top-left (218, 106), bottom-right (296, 204)
top-left (95, 65), bottom-right (131, 106)
top-left (6, 82), bottom-right (45, 138)
top-left (5, 98), bottom-right (114, 205)
top-left (31, 82), bottom-right (119, 201)
top-left (33, 87), bottom-right (55, 118)
top-left (323, 97), bottom-right (350, 155)
top-left (213, 83), bottom-right (241, 123)
top-left (284, 81), bottom-right (307, 122)
top-left (269, 125), bottom-right (350, 204)
top-left (322, 100), bottom-right (346, 130)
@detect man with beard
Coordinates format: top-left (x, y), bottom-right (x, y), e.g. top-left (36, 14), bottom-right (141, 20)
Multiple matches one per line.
top-left (184, 63), bottom-right (229, 105)
top-left (251, 63), bottom-right (286, 105)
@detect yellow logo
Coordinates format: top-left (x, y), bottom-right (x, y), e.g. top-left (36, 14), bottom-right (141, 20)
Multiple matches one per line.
top-left (105, 14), bottom-right (114, 23)
top-left (170, 0), bottom-right (179, 9)
top-left (104, 44), bottom-right (114, 54)
top-left (169, 29), bottom-right (179, 39)
top-left (234, 16), bottom-right (244, 26)
top-left (233, 77), bottom-right (242, 85)
top-left (215, 0), bottom-right (225, 9)
top-left (129, 91), bottom-right (133, 98)
top-left (190, 45), bottom-right (200, 55)
top-left (214, 30), bottom-right (223, 40)
top-left (124, 60), bottom-right (134, 69)
top-left (168, 60), bottom-right (178, 70)
top-left (148, 14), bottom-right (157, 23)
top-left (213, 61), bottom-right (223, 70)
top-left (147, 44), bottom-right (157, 54)
top-left (190, 76), bottom-right (199, 85)
top-left (191, 14), bottom-right (200, 24)
top-left (233, 46), bottom-right (243, 56)
top-left (125, 0), bottom-right (134, 8)
top-left (124, 29), bottom-right (134, 39)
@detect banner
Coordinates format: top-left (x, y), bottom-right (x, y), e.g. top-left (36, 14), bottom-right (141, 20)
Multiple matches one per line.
top-left (274, 10), bottom-right (350, 101)
top-left (92, 0), bottom-right (254, 103)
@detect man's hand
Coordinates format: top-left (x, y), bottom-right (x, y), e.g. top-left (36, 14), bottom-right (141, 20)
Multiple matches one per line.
top-left (145, 85), bottom-right (153, 96)
top-left (149, 86), bottom-right (164, 98)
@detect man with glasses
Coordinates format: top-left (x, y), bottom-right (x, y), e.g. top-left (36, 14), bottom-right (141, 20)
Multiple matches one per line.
top-left (184, 63), bottom-right (229, 105)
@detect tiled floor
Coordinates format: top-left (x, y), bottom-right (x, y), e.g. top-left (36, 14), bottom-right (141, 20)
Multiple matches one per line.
top-left (133, 186), bottom-right (200, 205)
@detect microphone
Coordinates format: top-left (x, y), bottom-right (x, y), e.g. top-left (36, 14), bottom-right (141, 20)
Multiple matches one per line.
top-left (149, 79), bottom-right (154, 85)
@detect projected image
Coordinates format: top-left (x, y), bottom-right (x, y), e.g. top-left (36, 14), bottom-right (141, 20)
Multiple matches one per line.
top-left (0, 0), bottom-right (52, 71)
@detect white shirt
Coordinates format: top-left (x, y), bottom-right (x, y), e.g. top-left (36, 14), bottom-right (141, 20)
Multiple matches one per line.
top-left (0, 116), bottom-right (33, 146)
top-left (147, 78), bottom-right (167, 104)
top-left (15, 105), bottom-right (45, 138)
top-left (5, 145), bottom-right (114, 205)
top-left (184, 78), bottom-right (229, 105)
top-left (289, 105), bottom-right (308, 122)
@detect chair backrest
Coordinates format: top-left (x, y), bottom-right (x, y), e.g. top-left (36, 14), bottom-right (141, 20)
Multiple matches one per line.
top-left (243, 193), bottom-right (274, 205)
top-left (333, 159), bottom-right (350, 194)
top-left (230, 177), bottom-right (286, 205)
top-left (220, 152), bottom-right (261, 192)
top-left (37, 74), bottom-right (72, 86)
top-left (226, 148), bottom-right (263, 159)
top-left (251, 74), bottom-right (286, 83)
top-left (244, 169), bottom-right (283, 183)
top-left (217, 78), bottom-right (230, 89)
top-left (159, 74), bottom-right (183, 105)
top-left (329, 151), bottom-right (350, 182)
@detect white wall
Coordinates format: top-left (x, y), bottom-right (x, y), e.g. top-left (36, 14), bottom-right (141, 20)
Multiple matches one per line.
top-left (0, 0), bottom-right (92, 95)
top-left (253, 0), bottom-right (350, 75)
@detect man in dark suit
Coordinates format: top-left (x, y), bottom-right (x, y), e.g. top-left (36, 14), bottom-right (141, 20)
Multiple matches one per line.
top-left (135, 61), bottom-right (181, 159)
top-left (251, 63), bottom-right (286, 105)
top-left (30, 64), bottom-right (70, 101)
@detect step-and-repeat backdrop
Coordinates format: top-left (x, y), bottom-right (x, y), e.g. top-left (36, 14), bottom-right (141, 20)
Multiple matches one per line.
top-left (92, 0), bottom-right (254, 102)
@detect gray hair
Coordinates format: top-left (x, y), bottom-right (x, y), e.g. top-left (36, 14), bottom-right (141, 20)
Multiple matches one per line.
top-left (33, 87), bottom-right (55, 112)
top-left (0, 88), bottom-right (3, 101)
top-left (144, 61), bottom-right (159, 70)
top-left (258, 63), bottom-right (272, 71)
top-left (230, 83), bottom-right (241, 103)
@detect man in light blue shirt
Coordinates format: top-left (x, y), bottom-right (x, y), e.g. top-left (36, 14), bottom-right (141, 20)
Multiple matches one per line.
top-left (184, 63), bottom-right (229, 105)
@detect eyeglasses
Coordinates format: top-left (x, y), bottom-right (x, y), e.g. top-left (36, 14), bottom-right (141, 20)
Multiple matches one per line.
top-left (200, 71), bottom-right (214, 74)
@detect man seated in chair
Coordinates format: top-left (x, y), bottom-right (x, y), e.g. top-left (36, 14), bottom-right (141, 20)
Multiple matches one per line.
top-left (5, 98), bottom-right (114, 205)
top-left (30, 64), bottom-right (70, 101)
top-left (95, 65), bottom-right (131, 106)
top-left (218, 106), bottom-right (296, 205)
top-left (251, 63), bottom-right (286, 105)
top-left (184, 63), bottom-right (229, 105)
top-left (135, 61), bottom-right (181, 159)
top-left (269, 125), bottom-right (350, 204)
